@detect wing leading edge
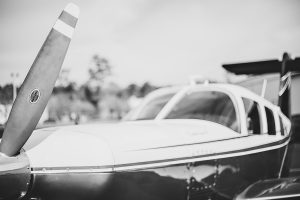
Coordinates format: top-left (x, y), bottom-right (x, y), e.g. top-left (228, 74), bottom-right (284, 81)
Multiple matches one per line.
top-left (235, 176), bottom-right (300, 200)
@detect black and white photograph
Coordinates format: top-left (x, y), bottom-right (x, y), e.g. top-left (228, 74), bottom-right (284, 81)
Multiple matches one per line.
top-left (0, 0), bottom-right (300, 199)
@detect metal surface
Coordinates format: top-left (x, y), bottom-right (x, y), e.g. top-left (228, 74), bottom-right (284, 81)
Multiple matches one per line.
top-left (26, 146), bottom-right (286, 200)
top-left (235, 176), bottom-right (300, 200)
top-left (222, 56), bottom-right (300, 75)
top-left (29, 172), bottom-right (112, 200)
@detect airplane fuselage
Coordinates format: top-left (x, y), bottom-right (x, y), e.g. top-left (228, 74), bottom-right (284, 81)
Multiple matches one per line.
top-left (27, 135), bottom-right (287, 200)
top-left (20, 119), bottom-right (289, 200)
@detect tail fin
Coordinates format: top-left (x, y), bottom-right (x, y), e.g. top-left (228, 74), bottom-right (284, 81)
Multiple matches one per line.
top-left (278, 53), bottom-right (292, 118)
top-left (223, 52), bottom-right (300, 119)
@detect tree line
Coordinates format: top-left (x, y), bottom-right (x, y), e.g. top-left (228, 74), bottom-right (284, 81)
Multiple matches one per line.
top-left (0, 54), bottom-right (159, 122)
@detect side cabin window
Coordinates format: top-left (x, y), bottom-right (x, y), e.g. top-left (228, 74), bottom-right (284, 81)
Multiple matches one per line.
top-left (165, 91), bottom-right (239, 132)
top-left (265, 107), bottom-right (276, 135)
top-left (242, 98), bottom-right (261, 134)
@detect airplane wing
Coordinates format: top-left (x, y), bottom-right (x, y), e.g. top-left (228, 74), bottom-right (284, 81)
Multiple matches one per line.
top-left (235, 176), bottom-right (300, 200)
top-left (223, 57), bottom-right (300, 75)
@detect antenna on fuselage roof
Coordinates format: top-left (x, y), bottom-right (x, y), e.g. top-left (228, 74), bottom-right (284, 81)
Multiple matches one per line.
top-left (189, 75), bottom-right (209, 85)
top-left (260, 79), bottom-right (267, 98)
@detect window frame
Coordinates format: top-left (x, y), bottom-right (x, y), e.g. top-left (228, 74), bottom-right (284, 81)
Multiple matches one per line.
top-left (279, 115), bottom-right (285, 136)
top-left (264, 106), bottom-right (277, 135)
top-left (157, 87), bottom-right (242, 133)
top-left (125, 87), bottom-right (180, 120)
top-left (134, 92), bottom-right (177, 120)
top-left (241, 97), bottom-right (263, 135)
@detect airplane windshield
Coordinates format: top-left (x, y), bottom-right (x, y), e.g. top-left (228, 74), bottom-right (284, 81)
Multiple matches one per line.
top-left (134, 92), bottom-right (176, 120)
top-left (166, 91), bottom-right (239, 132)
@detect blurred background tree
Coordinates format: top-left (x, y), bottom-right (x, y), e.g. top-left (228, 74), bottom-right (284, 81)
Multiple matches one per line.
top-left (0, 54), bottom-right (160, 125)
top-left (85, 54), bottom-right (112, 108)
top-left (0, 84), bottom-right (13, 105)
top-left (88, 55), bottom-right (112, 81)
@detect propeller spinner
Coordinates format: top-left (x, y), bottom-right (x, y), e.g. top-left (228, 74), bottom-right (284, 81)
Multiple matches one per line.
top-left (0, 3), bottom-right (79, 199)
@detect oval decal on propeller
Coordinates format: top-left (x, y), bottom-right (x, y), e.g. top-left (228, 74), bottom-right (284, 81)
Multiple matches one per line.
top-left (29, 89), bottom-right (41, 103)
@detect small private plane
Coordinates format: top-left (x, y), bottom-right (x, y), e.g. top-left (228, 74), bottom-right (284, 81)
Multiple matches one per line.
top-left (1, 3), bottom-right (300, 200)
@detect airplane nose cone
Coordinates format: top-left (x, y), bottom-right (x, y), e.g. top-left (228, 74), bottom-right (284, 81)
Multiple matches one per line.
top-left (0, 152), bottom-right (31, 199)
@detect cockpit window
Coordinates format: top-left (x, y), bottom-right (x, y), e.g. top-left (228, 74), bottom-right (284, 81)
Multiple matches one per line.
top-left (135, 92), bottom-right (176, 120)
top-left (165, 91), bottom-right (239, 132)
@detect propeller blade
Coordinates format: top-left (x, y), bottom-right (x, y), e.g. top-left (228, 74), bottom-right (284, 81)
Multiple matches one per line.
top-left (0, 3), bottom-right (80, 156)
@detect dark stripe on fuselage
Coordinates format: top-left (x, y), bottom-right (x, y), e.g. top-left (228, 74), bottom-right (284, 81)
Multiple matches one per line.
top-left (59, 11), bottom-right (77, 28)
top-left (31, 136), bottom-right (289, 173)
top-left (131, 135), bottom-right (251, 151)
top-left (113, 136), bottom-right (290, 170)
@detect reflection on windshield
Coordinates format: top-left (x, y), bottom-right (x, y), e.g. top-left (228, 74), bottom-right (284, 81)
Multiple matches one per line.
top-left (166, 91), bottom-right (239, 132)
top-left (135, 92), bottom-right (176, 120)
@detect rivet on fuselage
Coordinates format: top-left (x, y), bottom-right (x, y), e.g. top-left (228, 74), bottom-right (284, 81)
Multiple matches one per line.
top-left (20, 191), bottom-right (26, 198)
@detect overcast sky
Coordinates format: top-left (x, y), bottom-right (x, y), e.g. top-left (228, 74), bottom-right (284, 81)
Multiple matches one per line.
top-left (1, 0), bottom-right (300, 87)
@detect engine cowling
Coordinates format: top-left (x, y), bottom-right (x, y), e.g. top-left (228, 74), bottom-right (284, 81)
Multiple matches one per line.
top-left (0, 153), bottom-right (31, 199)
